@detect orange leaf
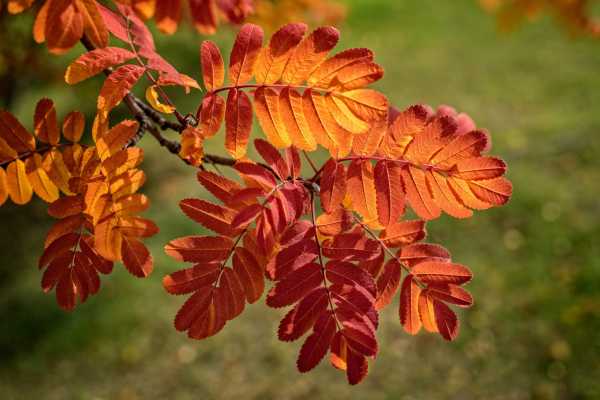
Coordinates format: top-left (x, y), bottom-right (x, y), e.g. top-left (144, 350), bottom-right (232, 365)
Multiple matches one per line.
top-left (282, 26), bottom-right (339, 85)
top-left (94, 217), bottom-right (123, 261)
top-left (95, 120), bottom-right (139, 161)
top-left (75, 0), bottom-right (109, 49)
top-left (45, 0), bottom-right (84, 54)
top-left (255, 22), bottom-right (307, 84)
top-left (316, 209), bottom-right (353, 237)
top-left (62, 111), bottom-right (85, 142)
top-left (200, 40), bottom-right (224, 91)
top-left (25, 153), bottom-right (59, 203)
top-left (279, 87), bottom-right (317, 151)
top-left (253, 87), bottom-right (291, 148)
top-left (97, 65), bottom-right (145, 115)
top-left (399, 275), bottom-right (421, 335)
top-left (0, 168), bottom-right (8, 206)
top-left (411, 261), bottom-right (472, 285)
top-left (6, 160), bottom-right (33, 205)
top-left (379, 220), bottom-right (426, 248)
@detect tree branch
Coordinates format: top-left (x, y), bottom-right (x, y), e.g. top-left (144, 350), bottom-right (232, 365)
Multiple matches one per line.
top-left (78, 35), bottom-right (237, 170)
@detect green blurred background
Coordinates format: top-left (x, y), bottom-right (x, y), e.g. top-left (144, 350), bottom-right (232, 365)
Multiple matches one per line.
top-left (1, 0), bottom-right (599, 399)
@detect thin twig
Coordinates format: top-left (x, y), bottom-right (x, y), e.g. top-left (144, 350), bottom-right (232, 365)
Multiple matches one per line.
top-left (302, 150), bottom-right (318, 174)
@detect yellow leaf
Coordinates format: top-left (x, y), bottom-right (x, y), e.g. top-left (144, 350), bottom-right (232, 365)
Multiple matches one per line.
top-left (6, 159), bottom-right (33, 205)
top-left (26, 153), bottom-right (59, 203)
top-left (145, 85), bottom-right (175, 114)
top-left (0, 168), bottom-right (8, 206)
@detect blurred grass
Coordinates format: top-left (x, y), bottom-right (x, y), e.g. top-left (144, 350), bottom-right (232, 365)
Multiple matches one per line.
top-left (1, 0), bottom-right (600, 399)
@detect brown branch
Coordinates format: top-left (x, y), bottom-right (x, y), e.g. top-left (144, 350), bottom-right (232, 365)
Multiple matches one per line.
top-left (77, 36), bottom-right (243, 171)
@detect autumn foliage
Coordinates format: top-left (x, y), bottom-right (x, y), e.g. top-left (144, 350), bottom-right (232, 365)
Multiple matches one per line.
top-left (2, 1), bottom-right (512, 385)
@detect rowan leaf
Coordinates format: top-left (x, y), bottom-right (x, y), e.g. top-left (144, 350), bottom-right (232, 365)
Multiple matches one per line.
top-left (198, 94), bottom-right (225, 138)
top-left (65, 47), bottom-right (135, 84)
top-left (255, 23), bottom-right (307, 84)
top-left (229, 23), bottom-right (264, 85)
top-left (180, 198), bottom-right (237, 236)
top-left (122, 237), bottom-right (153, 277)
top-left (297, 312), bottom-right (336, 373)
top-left (146, 85), bottom-right (175, 114)
top-left (320, 159), bottom-right (346, 213)
top-left (97, 65), bottom-right (146, 115)
top-left (399, 274), bottom-right (422, 335)
top-left (33, 98), bottom-right (60, 145)
top-left (45, 0), bottom-right (84, 54)
top-left (225, 89), bottom-right (253, 159)
top-left (375, 259), bottom-right (402, 310)
top-left (6, 160), bottom-right (33, 205)
top-left (374, 160), bottom-right (405, 226)
top-left (165, 235), bottom-right (233, 263)
top-left (62, 111), bottom-right (85, 142)
top-left (200, 40), bottom-right (225, 91)
top-left (411, 261), bottom-right (472, 285)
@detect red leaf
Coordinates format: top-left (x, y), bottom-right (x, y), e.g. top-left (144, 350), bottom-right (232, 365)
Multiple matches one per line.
top-left (229, 23), bottom-right (263, 85)
top-left (374, 160), bottom-right (405, 226)
top-left (426, 284), bottom-right (473, 307)
top-left (433, 299), bottom-right (459, 341)
top-left (163, 263), bottom-right (220, 295)
top-left (200, 40), bottom-right (225, 91)
top-left (267, 237), bottom-right (318, 280)
top-left (231, 203), bottom-right (262, 229)
top-left (285, 146), bottom-right (301, 179)
top-left (411, 261), bottom-right (472, 285)
top-left (121, 237), bottom-right (153, 278)
top-left (234, 162), bottom-right (277, 189)
top-left (65, 47), bottom-right (136, 84)
top-left (254, 138), bottom-right (290, 180)
top-left (320, 159), bottom-right (346, 213)
top-left (232, 247), bottom-right (264, 303)
top-left (165, 236), bottom-right (233, 263)
top-left (225, 89), bottom-right (253, 159)
top-left (217, 267), bottom-right (246, 320)
top-left (267, 262), bottom-right (322, 308)
top-left (297, 312), bottom-right (336, 372)
top-left (399, 243), bottom-right (451, 267)
top-left (199, 94), bottom-right (225, 138)
top-left (196, 170), bottom-right (242, 205)
top-left (277, 288), bottom-right (328, 342)
top-left (180, 198), bottom-right (237, 236)
top-left (375, 259), bottom-right (402, 310)
top-left (326, 260), bottom-right (376, 297)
